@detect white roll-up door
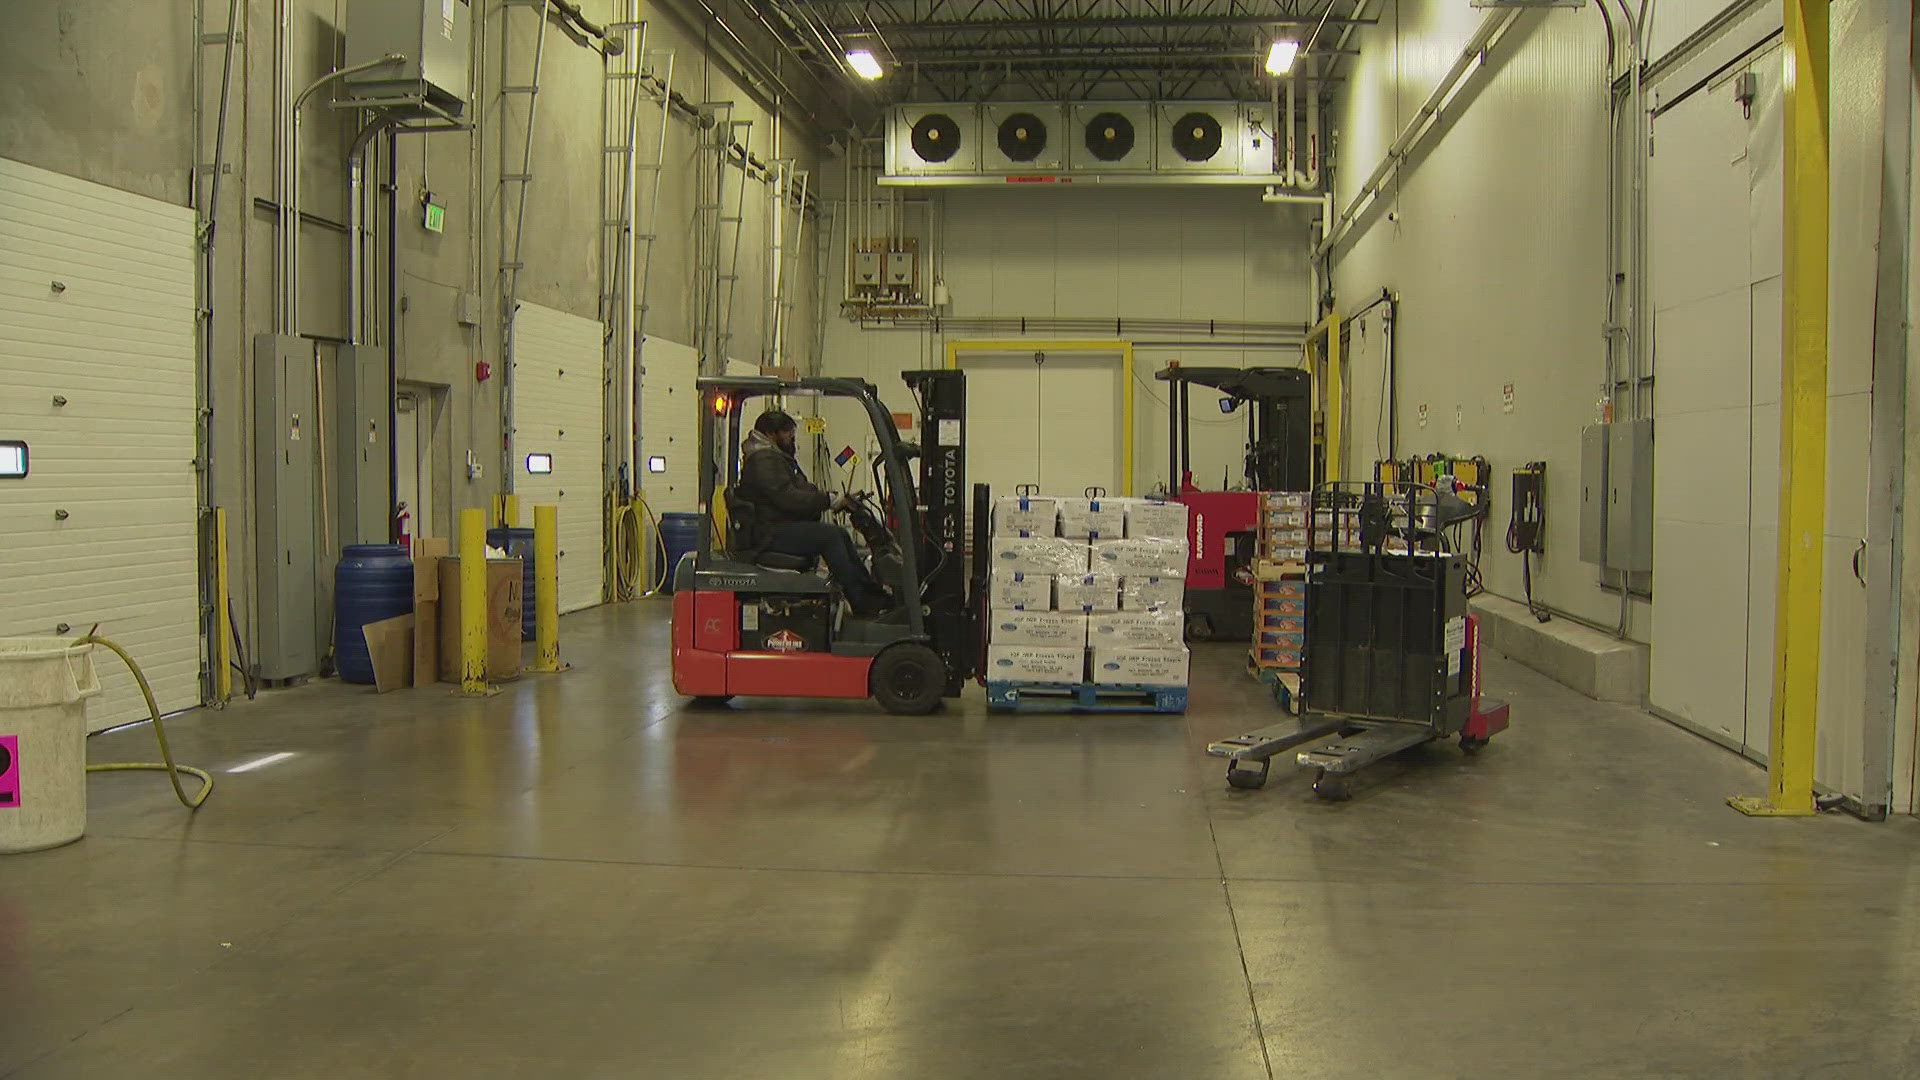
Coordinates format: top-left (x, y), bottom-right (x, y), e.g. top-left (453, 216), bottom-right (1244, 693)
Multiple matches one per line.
top-left (638, 335), bottom-right (699, 515)
top-left (0, 157), bottom-right (200, 731)
top-left (511, 301), bottom-right (604, 613)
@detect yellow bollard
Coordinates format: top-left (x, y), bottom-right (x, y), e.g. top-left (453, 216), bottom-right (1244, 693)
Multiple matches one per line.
top-left (501, 493), bottom-right (520, 528)
top-left (531, 504), bottom-right (564, 672)
top-left (213, 507), bottom-right (232, 705)
top-left (458, 507), bottom-right (491, 695)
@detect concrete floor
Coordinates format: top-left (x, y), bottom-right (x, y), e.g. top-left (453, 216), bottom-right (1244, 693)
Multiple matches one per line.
top-left (4, 602), bottom-right (1919, 1079)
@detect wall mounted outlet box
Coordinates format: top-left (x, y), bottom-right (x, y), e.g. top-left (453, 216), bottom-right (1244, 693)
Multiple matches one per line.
top-left (457, 291), bottom-right (482, 326)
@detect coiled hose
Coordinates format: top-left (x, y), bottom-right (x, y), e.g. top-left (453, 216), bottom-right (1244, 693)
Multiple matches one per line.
top-left (79, 635), bottom-right (213, 810)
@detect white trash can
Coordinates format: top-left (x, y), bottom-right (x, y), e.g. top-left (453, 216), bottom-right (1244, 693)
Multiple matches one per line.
top-left (0, 638), bottom-right (99, 853)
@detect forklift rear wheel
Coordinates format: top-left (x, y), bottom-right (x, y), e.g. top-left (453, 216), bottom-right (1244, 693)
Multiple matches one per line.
top-left (1312, 770), bottom-right (1351, 801)
top-left (1185, 613), bottom-right (1214, 641)
top-left (1459, 735), bottom-right (1489, 755)
top-left (691, 695), bottom-right (734, 707)
top-left (870, 643), bottom-right (946, 715)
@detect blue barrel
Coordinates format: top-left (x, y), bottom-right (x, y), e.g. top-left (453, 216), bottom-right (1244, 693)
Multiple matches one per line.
top-left (334, 544), bottom-right (414, 685)
top-left (486, 526), bottom-right (537, 640)
top-left (658, 512), bottom-right (704, 593)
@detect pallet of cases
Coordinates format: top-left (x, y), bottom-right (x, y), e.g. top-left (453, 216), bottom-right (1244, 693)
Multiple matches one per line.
top-left (985, 680), bottom-right (1189, 714)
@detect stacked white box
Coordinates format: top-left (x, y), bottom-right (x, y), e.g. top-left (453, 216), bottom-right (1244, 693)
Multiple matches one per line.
top-left (989, 609), bottom-right (1089, 647)
top-left (1091, 646), bottom-right (1190, 687)
top-left (1054, 571), bottom-right (1120, 613)
top-left (993, 495), bottom-right (1059, 537)
top-left (1091, 538), bottom-right (1187, 578)
top-left (1122, 499), bottom-right (1190, 541)
top-left (1087, 609), bottom-right (1184, 648)
top-left (1120, 574), bottom-right (1184, 611)
top-left (986, 644), bottom-right (1086, 682)
top-left (989, 569), bottom-right (1053, 610)
top-left (1056, 497), bottom-right (1126, 540)
top-left (990, 536), bottom-right (1089, 575)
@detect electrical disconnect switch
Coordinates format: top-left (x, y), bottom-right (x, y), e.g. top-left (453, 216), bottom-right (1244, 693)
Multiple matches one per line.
top-left (1735, 72), bottom-right (1758, 119)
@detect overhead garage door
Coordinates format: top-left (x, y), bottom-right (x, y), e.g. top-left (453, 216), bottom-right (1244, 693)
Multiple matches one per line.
top-left (959, 351), bottom-right (1123, 498)
top-left (637, 334), bottom-right (699, 515)
top-left (512, 301), bottom-right (605, 613)
top-left (0, 156), bottom-right (200, 731)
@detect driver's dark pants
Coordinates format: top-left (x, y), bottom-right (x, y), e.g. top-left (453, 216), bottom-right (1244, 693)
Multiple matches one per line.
top-left (763, 522), bottom-right (883, 598)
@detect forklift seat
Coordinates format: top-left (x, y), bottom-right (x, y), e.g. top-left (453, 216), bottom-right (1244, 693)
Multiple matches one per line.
top-left (723, 489), bottom-right (821, 574)
top-left (753, 550), bottom-right (817, 572)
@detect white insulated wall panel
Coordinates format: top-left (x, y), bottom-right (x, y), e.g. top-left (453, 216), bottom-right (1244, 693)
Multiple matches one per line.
top-left (511, 301), bottom-right (604, 614)
top-left (0, 156), bottom-right (200, 731)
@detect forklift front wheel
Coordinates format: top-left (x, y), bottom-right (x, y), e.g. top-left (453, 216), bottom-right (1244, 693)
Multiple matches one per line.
top-left (1459, 735), bottom-right (1489, 755)
top-left (1185, 613), bottom-right (1214, 641)
top-left (870, 643), bottom-right (946, 715)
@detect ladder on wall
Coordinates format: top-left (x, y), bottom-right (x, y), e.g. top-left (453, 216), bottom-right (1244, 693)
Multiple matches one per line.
top-left (498, 0), bottom-right (553, 485)
top-left (768, 165), bottom-right (810, 367)
top-left (693, 107), bottom-right (752, 372)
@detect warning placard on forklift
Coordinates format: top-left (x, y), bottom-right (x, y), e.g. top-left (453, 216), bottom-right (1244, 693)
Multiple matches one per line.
top-left (938, 419), bottom-right (961, 447)
top-left (804, 416), bottom-right (826, 435)
top-left (1445, 616), bottom-right (1466, 675)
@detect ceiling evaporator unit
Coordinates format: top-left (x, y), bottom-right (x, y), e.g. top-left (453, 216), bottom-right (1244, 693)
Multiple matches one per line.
top-left (883, 101), bottom-right (1281, 185)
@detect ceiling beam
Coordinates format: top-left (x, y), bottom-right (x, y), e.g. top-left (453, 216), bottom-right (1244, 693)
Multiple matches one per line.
top-left (828, 13), bottom-right (1374, 34)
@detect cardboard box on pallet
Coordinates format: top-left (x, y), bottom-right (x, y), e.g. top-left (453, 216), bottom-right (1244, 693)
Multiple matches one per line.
top-left (991, 536), bottom-right (1089, 575)
top-left (1122, 498), bottom-right (1190, 541)
top-left (985, 644), bottom-right (1086, 683)
top-left (989, 610), bottom-right (1088, 647)
top-left (993, 495), bottom-right (1059, 537)
top-left (1054, 571), bottom-right (1120, 613)
top-left (1056, 497), bottom-right (1126, 540)
top-left (1121, 574), bottom-right (1184, 611)
top-left (1091, 646), bottom-right (1190, 687)
top-left (1088, 609), bottom-right (1183, 648)
top-left (988, 569), bottom-right (1053, 610)
top-left (1091, 538), bottom-right (1186, 577)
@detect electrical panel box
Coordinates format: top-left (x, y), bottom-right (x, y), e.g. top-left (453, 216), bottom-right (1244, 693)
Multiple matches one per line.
top-left (254, 334), bottom-right (318, 681)
top-left (852, 250), bottom-right (881, 292)
top-left (1606, 419), bottom-right (1654, 571)
top-left (333, 345), bottom-right (391, 547)
top-left (885, 251), bottom-right (915, 294)
top-left (1580, 425), bottom-right (1608, 563)
top-left (342, 0), bottom-right (472, 117)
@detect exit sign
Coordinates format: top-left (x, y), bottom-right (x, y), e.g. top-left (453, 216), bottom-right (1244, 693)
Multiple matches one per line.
top-left (422, 195), bottom-right (446, 234)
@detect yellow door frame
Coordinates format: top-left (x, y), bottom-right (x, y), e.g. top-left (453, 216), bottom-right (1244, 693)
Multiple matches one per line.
top-left (1732, 0), bottom-right (1828, 816)
top-left (1304, 310), bottom-right (1343, 483)
top-left (943, 339), bottom-right (1136, 496)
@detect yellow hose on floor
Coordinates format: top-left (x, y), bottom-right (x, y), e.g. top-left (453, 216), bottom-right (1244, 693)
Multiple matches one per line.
top-left (79, 635), bottom-right (213, 810)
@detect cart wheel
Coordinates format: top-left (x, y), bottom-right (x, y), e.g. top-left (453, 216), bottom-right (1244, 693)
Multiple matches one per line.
top-left (1459, 735), bottom-right (1489, 755)
top-left (1185, 613), bottom-right (1214, 641)
top-left (1226, 758), bottom-right (1269, 790)
top-left (870, 642), bottom-right (946, 715)
top-left (1312, 770), bottom-right (1351, 801)
top-left (690, 695), bottom-right (734, 707)
top-left (1271, 681), bottom-right (1299, 714)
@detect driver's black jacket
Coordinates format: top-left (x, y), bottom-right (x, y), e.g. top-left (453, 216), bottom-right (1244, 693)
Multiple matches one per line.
top-left (736, 430), bottom-right (831, 546)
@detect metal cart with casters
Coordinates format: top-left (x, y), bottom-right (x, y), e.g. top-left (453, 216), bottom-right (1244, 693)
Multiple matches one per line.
top-left (1207, 481), bottom-right (1510, 798)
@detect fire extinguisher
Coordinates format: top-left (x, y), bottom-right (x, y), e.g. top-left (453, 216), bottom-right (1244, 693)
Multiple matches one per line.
top-left (394, 503), bottom-right (412, 552)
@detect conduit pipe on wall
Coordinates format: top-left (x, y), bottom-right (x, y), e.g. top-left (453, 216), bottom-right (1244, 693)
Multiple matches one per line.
top-left (284, 53), bottom-right (403, 337)
top-left (1303, 56), bottom-right (1321, 188)
top-left (1283, 72), bottom-right (1298, 185)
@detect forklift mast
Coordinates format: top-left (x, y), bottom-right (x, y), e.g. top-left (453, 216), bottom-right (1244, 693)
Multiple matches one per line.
top-left (903, 368), bottom-right (974, 693)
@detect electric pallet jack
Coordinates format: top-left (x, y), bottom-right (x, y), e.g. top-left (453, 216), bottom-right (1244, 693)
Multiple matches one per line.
top-left (1154, 364), bottom-right (1313, 641)
top-left (670, 370), bottom-right (987, 714)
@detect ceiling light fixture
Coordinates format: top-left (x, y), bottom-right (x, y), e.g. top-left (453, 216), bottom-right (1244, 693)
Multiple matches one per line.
top-left (846, 49), bottom-right (884, 80)
top-left (1265, 40), bottom-right (1300, 76)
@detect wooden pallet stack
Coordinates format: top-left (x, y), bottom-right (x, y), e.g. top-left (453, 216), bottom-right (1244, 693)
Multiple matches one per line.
top-left (1250, 492), bottom-right (1310, 682)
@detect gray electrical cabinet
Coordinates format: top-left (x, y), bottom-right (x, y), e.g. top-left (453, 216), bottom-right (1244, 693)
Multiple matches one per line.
top-left (1606, 419), bottom-right (1655, 571)
top-left (1580, 425), bottom-right (1608, 564)
top-left (253, 334), bottom-right (318, 681)
top-left (334, 345), bottom-right (391, 546)
top-left (342, 0), bottom-right (472, 117)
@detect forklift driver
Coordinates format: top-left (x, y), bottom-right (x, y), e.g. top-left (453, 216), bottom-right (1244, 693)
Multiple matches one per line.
top-left (737, 409), bottom-right (894, 617)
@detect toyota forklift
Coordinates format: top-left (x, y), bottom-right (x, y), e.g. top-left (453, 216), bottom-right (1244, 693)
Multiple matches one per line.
top-left (670, 369), bottom-right (985, 714)
top-left (1154, 364), bottom-right (1312, 641)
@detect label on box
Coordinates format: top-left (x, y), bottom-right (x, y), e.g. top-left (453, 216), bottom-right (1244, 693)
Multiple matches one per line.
top-left (1263, 492), bottom-right (1310, 510)
top-left (989, 569), bottom-right (1053, 610)
top-left (1121, 575), bottom-right (1185, 611)
top-left (1055, 572), bottom-right (1119, 613)
top-left (1088, 610), bottom-right (1183, 648)
top-left (986, 644), bottom-right (1086, 683)
top-left (1057, 497), bottom-right (1126, 540)
top-left (1091, 647), bottom-right (1190, 687)
top-left (992, 536), bottom-right (1088, 574)
top-left (1091, 538), bottom-right (1186, 577)
top-left (990, 610), bottom-right (1088, 647)
top-left (1123, 499), bottom-right (1190, 541)
top-left (993, 496), bottom-right (1060, 538)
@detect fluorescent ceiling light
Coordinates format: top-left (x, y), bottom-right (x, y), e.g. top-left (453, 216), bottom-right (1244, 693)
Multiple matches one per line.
top-left (1266, 40), bottom-right (1300, 75)
top-left (846, 49), bottom-right (884, 80)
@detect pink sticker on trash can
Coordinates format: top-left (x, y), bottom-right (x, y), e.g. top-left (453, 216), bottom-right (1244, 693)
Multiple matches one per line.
top-left (0, 735), bottom-right (17, 809)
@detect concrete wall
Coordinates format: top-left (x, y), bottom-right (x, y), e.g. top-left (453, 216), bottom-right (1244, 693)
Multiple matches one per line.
top-left (816, 180), bottom-right (1314, 496)
top-left (0, 0), bottom-right (819, 675)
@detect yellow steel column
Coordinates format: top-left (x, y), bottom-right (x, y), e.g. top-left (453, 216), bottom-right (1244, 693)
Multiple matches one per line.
top-left (1732, 0), bottom-right (1828, 817)
top-left (501, 493), bottom-right (520, 528)
top-left (457, 507), bottom-right (493, 696)
top-left (531, 504), bottom-right (563, 672)
top-left (212, 507), bottom-right (232, 705)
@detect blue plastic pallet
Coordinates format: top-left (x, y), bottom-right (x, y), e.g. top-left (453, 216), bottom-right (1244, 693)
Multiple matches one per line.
top-left (985, 680), bottom-right (1188, 714)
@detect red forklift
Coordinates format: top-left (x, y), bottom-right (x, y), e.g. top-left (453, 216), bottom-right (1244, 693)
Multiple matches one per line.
top-left (1154, 364), bottom-right (1312, 641)
top-left (670, 369), bottom-right (985, 713)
